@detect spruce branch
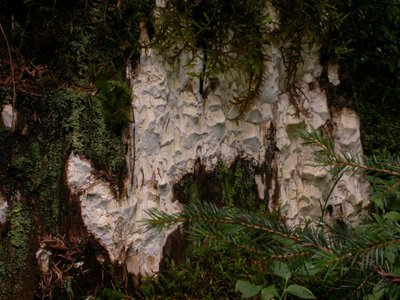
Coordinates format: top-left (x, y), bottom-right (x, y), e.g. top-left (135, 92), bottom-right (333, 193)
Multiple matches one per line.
top-left (146, 202), bottom-right (400, 271)
top-left (299, 128), bottom-right (400, 212)
top-left (299, 128), bottom-right (400, 178)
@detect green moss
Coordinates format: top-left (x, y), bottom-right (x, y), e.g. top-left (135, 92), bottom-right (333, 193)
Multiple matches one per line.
top-left (10, 155), bottom-right (33, 178)
top-left (8, 204), bottom-right (32, 268)
top-left (62, 89), bottom-right (127, 173)
top-left (35, 142), bottom-right (64, 231)
top-left (0, 203), bottom-right (33, 297)
top-left (34, 88), bottom-right (127, 230)
top-left (1, 87), bottom-right (128, 235)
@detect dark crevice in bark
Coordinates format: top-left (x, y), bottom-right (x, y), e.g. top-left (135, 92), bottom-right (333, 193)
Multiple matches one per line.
top-left (319, 62), bottom-right (355, 111)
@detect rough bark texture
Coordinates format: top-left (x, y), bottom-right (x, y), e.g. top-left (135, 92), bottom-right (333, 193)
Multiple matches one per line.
top-left (64, 24), bottom-right (368, 277)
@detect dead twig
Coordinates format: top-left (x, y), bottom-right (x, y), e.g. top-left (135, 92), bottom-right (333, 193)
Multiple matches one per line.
top-left (0, 22), bottom-right (16, 122)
